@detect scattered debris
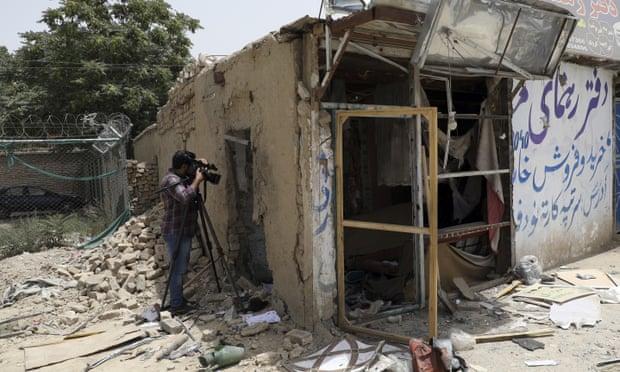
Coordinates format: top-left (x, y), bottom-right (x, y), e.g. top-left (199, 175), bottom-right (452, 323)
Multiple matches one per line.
top-left (160, 318), bottom-right (184, 334)
top-left (169, 340), bottom-right (201, 360)
top-left (598, 287), bottom-right (620, 304)
top-left (241, 322), bottom-right (269, 337)
top-left (23, 325), bottom-right (146, 370)
top-left (242, 310), bottom-right (281, 326)
top-left (286, 337), bottom-right (381, 371)
top-left (512, 338), bottom-right (545, 351)
top-left (450, 328), bottom-right (554, 351)
top-left (596, 358), bottom-right (620, 368)
top-left (514, 255), bottom-right (542, 285)
top-left (556, 269), bottom-right (618, 289)
top-left (285, 329), bottom-right (313, 346)
top-left (453, 277), bottom-right (477, 300)
top-left (495, 280), bottom-right (522, 299)
top-left (155, 334), bottom-right (189, 361)
top-left (85, 337), bottom-right (154, 371)
top-left (513, 284), bottom-right (594, 304)
top-left (1, 277), bottom-right (76, 307)
top-left (524, 360), bottom-right (559, 367)
top-left (549, 295), bottom-right (602, 329)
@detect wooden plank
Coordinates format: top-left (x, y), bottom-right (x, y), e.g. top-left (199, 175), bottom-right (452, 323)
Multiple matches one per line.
top-left (24, 325), bottom-right (145, 370)
top-left (474, 328), bottom-right (554, 343)
top-left (319, 30), bottom-right (352, 99)
top-left (0, 348), bottom-right (25, 372)
top-left (556, 269), bottom-right (618, 289)
top-left (495, 280), bottom-right (522, 299)
top-left (343, 220), bottom-right (429, 235)
top-left (453, 277), bottom-right (477, 301)
top-left (512, 285), bottom-right (595, 304)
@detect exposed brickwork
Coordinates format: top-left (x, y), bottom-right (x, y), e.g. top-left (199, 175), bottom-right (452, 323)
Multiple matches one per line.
top-left (127, 159), bottom-right (159, 215)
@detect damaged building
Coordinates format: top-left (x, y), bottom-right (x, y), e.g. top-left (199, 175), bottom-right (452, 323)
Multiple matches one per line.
top-left (133, 0), bottom-right (618, 339)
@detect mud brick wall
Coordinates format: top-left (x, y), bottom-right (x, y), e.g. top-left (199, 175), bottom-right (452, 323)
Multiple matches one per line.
top-left (127, 159), bottom-right (159, 215)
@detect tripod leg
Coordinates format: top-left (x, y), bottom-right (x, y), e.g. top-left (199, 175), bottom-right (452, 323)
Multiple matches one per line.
top-left (197, 208), bottom-right (222, 292)
top-left (200, 204), bottom-right (241, 300)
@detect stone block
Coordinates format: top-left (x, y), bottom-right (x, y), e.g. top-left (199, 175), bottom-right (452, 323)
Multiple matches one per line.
top-left (146, 268), bottom-right (164, 280)
top-left (60, 311), bottom-right (79, 325)
top-left (285, 329), bottom-right (313, 346)
top-left (160, 318), bottom-right (183, 334)
top-left (136, 275), bottom-right (146, 292)
top-left (241, 322), bottom-right (269, 337)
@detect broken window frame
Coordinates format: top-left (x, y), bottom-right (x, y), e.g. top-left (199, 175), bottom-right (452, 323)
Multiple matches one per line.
top-left (412, 0), bottom-right (577, 80)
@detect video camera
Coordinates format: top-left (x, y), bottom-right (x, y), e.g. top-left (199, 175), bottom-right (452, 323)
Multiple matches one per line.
top-left (184, 151), bottom-right (221, 185)
top-left (191, 159), bottom-right (222, 185)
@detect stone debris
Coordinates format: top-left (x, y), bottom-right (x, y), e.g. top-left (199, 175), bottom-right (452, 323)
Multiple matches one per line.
top-left (241, 322), bottom-right (269, 337)
top-left (285, 329), bottom-right (313, 346)
top-left (160, 318), bottom-right (184, 334)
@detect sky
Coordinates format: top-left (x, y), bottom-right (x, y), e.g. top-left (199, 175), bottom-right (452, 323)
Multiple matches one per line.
top-left (0, 0), bottom-right (320, 56)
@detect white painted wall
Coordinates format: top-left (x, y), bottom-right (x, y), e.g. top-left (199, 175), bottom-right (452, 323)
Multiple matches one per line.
top-left (512, 62), bottom-right (614, 268)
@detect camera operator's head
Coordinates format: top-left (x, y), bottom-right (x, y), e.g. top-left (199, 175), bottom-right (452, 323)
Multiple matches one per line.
top-left (172, 150), bottom-right (196, 177)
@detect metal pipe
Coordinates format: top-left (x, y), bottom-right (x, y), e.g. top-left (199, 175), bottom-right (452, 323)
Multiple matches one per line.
top-left (348, 42), bottom-right (409, 74)
top-left (322, 102), bottom-right (402, 110)
top-left (495, 9), bottom-right (521, 76)
top-left (437, 169), bottom-right (510, 179)
top-left (343, 220), bottom-right (429, 235)
top-left (320, 30), bottom-right (351, 89)
top-left (325, 23), bottom-right (333, 74)
top-left (353, 304), bottom-right (420, 326)
top-left (413, 66), bottom-right (426, 309)
top-left (0, 138), bottom-right (121, 144)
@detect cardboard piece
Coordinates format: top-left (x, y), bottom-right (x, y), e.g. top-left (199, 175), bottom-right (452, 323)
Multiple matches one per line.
top-left (556, 269), bottom-right (618, 289)
top-left (512, 285), bottom-right (594, 304)
top-left (24, 325), bottom-right (145, 370)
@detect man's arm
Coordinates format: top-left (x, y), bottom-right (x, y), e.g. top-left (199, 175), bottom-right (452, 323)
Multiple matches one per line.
top-left (166, 172), bottom-right (204, 205)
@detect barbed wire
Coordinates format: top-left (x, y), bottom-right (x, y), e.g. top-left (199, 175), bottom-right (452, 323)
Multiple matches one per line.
top-left (0, 113), bottom-right (132, 140)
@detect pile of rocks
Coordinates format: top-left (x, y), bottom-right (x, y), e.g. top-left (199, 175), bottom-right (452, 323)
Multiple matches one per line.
top-left (127, 159), bottom-right (159, 215)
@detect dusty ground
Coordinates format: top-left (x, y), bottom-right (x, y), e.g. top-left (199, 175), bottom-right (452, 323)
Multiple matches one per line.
top-left (0, 246), bottom-right (327, 371)
top-left (1, 243), bottom-right (619, 371)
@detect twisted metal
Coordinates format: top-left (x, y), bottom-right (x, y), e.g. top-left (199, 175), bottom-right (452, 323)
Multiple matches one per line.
top-left (0, 113), bottom-right (132, 140)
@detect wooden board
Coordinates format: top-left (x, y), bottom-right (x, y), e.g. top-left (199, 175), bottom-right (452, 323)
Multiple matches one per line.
top-left (24, 325), bottom-right (145, 370)
top-left (453, 277), bottom-right (477, 300)
top-left (556, 269), bottom-right (618, 289)
top-left (512, 285), bottom-right (594, 304)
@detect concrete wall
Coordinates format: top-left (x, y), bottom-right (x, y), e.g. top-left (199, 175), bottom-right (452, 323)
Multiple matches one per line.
top-left (132, 124), bottom-right (159, 166)
top-left (134, 35), bottom-right (316, 328)
top-left (512, 62), bottom-right (614, 268)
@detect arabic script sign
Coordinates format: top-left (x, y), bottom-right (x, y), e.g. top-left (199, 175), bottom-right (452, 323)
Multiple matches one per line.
top-left (512, 63), bottom-right (613, 258)
top-left (546, 0), bottom-right (620, 60)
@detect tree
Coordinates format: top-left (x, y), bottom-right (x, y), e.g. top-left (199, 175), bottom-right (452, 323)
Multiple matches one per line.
top-left (12, 0), bottom-right (200, 134)
top-left (0, 47), bottom-right (45, 119)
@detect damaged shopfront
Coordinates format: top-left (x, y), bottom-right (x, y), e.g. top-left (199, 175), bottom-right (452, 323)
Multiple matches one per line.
top-left (133, 0), bottom-right (616, 340)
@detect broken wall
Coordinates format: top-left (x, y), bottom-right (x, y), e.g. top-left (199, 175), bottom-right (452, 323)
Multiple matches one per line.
top-left (512, 62), bottom-right (614, 268)
top-left (135, 36), bottom-right (315, 328)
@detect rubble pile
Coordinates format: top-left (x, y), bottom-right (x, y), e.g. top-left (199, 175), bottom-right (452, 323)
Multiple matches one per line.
top-left (126, 159), bottom-right (159, 215)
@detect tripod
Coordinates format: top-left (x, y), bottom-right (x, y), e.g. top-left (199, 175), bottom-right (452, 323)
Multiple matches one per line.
top-left (159, 181), bottom-right (241, 310)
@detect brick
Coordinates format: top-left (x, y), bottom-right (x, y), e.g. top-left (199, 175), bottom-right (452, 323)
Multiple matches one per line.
top-left (146, 268), bottom-right (163, 280)
top-left (113, 298), bottom-right (139, 310)
top-left (241, 322), bottom-right (269, 337)
top-left (285, 329), bottom-right (313, 346)
top-left (160, 318), bottom-right (184, 334)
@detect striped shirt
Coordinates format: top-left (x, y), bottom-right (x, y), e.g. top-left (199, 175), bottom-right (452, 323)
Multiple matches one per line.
top-left (160, 169), bottom-right (198, 237)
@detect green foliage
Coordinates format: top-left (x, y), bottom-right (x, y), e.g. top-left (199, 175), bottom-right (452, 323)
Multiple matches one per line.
top-left (0, 212), bottom-right (106, 259)
top-left (1, 0), bottom-right (201, 134)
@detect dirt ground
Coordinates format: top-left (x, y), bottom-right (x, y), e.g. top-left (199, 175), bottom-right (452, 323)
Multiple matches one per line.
top-left (1, 243), bottom-right (619, 371)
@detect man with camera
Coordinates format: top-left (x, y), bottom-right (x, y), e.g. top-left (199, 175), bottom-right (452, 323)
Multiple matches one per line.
top-left (159, 150), bottom-right (207, 314)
